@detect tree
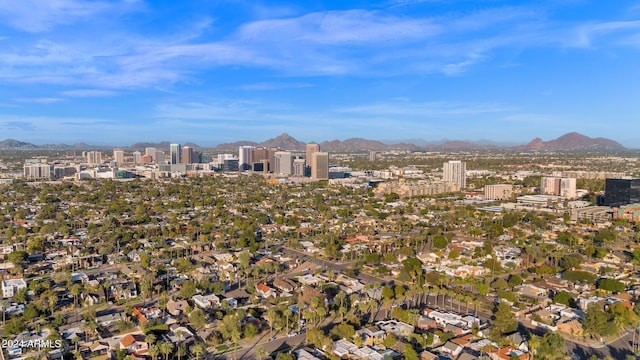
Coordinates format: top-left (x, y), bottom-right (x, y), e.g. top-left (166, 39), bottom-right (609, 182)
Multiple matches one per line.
top-left (189, 308), bottom-right (206, 329)
top-left (189, 342), bottom-right (206, 360)
top-left (535, 332), bottom-right (566, 360)
top-left (256, 347), bottom-right (269, 360)
top-left (583, 303), bottom-right (616, 337)
top-left (382, 286), bottom-right (394, 301)
top-left (404, 343), bottom-right (419, 360)
top-left (148, 344), bottom-right (160, 360)
top-left (597, 278), bottom-right (625, 293)
top-left (553, 291), bottom-right (575, 308)
top-left (178, 281), bottom-right (197, 299)
top-left (329, 323), bottom-right (355, 340)
top-left (159, 341), bottom-right (174, 360)
top-left (492, 302), bottom-right (517, 336)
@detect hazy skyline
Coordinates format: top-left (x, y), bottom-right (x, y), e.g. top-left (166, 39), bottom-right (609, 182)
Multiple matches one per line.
top-left (1, 1), bottom-right (639, 146)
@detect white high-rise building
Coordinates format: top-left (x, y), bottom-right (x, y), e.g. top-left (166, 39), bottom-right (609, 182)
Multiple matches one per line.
top-left (113, 149), bottom-right (125, 166)
top-left (132, 151), bottom-right (142, 164)
top-left (443, 160), bottom-right (466, 189)
top-left (239, 146), bottom-right (254, 171)
top-left (293, 158), bottom-right (306, 176)
top-left (23, 163), bottom-right (53, 179)
top-left (170, 144), bottom-right (181, 165)
top-left (156, 150), bottom-right (165, 164)
top-left (274, 151), bottom-right (293, 175)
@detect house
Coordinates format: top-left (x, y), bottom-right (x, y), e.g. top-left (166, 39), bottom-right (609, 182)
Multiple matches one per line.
top-left (120, 333), bottom-right (148, 355)
top-left (2, 278), bottom-right (27, 298)
top-left (192, 294), bottom-right (221, 309)
top-left (96, 311), bottom-right (124, 327)
top-left (356, 326), bottom-right (386, 346)
top-left (273, 278), bottom-right (296, 293)
top-left (332, 339), bottom-right (358, 358)
top-left (110, 281), bottom-right (137, 300)
top-left (420, 351), bottom-right (438, 360)
top-left (126, 250), bottom-right (141, 262)
top-left (167, 324), bottom-right (194, 343)
top-left (255, 283), bottom-right (277, 298)
top-left (166, 299), bottom-right (189, 316)
top-left (376, 320), bottom-right (415, 337)
top-left (437, 341), bottom-right (463, 358)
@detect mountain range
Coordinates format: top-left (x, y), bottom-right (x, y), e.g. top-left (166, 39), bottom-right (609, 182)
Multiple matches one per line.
top-left (0, 132), bottom-right (628, 152)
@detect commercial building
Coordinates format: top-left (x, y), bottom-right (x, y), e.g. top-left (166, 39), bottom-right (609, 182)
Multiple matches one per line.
top-left (274, 151), bottom-right (293, 175)
top-left (86, 151), bottom-right (102, 164)
top-left (181, 146), bottom-right (193, 164)
top-left (443, 160), bottom-right (466, 189)
top-left (113, 149), bottom-right (125, 166)
top-left (239, 146), bottom-right (254, 171)
top-left (604, 178), bottom-right (640, 206)
top-left (311, 152), bottom-right (329, 180)
top-left (540, 176), bottom-right (577, 199)
top-left (170, 144), bottom-right (181, 165)
top-left (306, 143), bottom-right (320, 167)
top-left (23, 163), bottom-right (53, 180)
top-left (2, 278), bottom-right (27, 298)
top-left (484, 184), bottom-right (514, 201)
top-left (293, 158), bottom-right (306, 177)
top-left (145, 147), bottom-right (157, 162)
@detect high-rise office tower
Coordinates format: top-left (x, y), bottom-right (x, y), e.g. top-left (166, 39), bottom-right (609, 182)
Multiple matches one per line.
top-left (132, 151), bottom-right (142, 164)
top-left (239, 146), bottom-right (254, 171)
top-left (170, 144), bottom-right (181, 165)
top-left (86, 151), bottom-right (102, 164)
top-left (541, 176), bottom-right (577, 199)
top-left (306, 143), bottom-right (320, 167)
top-left (604, 178), bottom-right (640, 206)
top-left (181, 146), bottom-right (193, 164)
top-left (293, 158), bottom-right (306, 176)
top-left (113, 149), bottom-right (125, 166)
top-left (23, 163), bottom-right (53, 179)
top-left (145, 147), bottom-right (157, 162)
top-left (443, 160), bottom-right (466, 189)
top-left (274, 151), bottom-right (293, 175)
top-left (311, 152), bottom-right (329, 180)
top-left (156, 150), bottom-right (165, 164)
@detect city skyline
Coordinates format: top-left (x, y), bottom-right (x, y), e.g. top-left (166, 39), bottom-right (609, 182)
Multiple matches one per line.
top-left (1, 1), bottom-right (640, 146)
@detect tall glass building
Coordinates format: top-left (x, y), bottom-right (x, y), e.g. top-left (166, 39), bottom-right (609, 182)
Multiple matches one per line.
top-left (604, 178), bottom-right (640, 206)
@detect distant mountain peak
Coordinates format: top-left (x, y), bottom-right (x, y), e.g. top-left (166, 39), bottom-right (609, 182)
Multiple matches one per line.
top-left (516, 132), bottom-right (625, 151)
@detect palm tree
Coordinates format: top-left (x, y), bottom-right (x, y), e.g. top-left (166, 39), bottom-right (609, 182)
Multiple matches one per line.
top-left (256, 347), bottom-right (269, 360)
top-left (159, 341), bottom-right (174, 360)
top-left (189, 342), bottom-right (205, 360)
top-left (148, 344), bottom-right (160, 360)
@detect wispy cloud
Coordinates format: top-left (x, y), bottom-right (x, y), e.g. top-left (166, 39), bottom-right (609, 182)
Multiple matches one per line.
top-left (15, 97), bottom-right (64, 104)
top-left (1, 4), bottom-right (640, 90)
top-left (61, 89), bottom-right (121, 97)
top-left (237, 82), bottom-right (312, 91)
top-left (0, 0), bottom-right (141, 33)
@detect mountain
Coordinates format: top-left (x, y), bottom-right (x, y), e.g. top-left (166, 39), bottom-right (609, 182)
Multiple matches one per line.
top-left (320, 138), bottom-right (415, 152)
top-left (212, 141), bottom-right (259, 152)
top-left (0, 132), bottom-right (628, 152)
top-left (259, 133), bottom-right (306, 151)
top-left (516, 132), bottom-right (626, 151)
top-left (0, 139), bottom-right (37, 149)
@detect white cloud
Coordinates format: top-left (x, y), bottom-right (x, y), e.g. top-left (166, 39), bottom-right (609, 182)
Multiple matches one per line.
top-left (15, 97), bottom-right (64, 104)
top-left (61, 89), bottom-right (120, 97)
top-left (0, 0), bottom-right (140, 33)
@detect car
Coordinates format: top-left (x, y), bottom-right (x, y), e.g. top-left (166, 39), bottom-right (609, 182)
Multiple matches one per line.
top-left (287, 331), bottom-right (298, 337)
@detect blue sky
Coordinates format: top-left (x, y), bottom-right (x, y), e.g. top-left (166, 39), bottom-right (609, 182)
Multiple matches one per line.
top-left (1, 0), bottom-right (640, 147)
